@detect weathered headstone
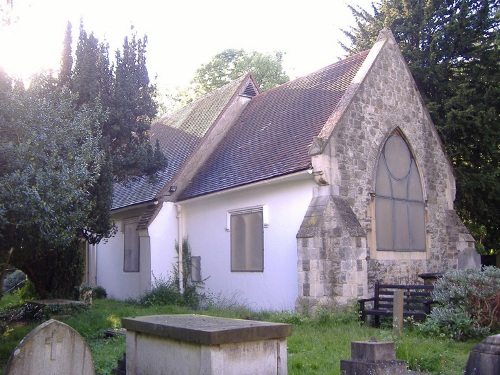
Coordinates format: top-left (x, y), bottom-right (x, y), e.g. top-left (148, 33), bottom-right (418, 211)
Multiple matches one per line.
top-left (5, 319), bottom-right (95, 375)
top-left (464, 333), bottom-right (500, 375)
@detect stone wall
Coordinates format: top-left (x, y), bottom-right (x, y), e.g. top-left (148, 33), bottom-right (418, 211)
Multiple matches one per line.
top-left (297, 30), bottom-right (476, 311)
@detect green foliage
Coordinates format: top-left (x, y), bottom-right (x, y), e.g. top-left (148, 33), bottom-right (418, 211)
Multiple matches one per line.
top-left (58, 21), bottom-right (73, 87)
top-left (0, 71), bottom-right (104, 298)
top-left (419, 305), bottom-right (488, 341)
top-left (14, 280), bottom-right (38, 302)
top-left (173, 237), bottom-right (204, 307)
top-left (0, 299), bottom-right (480, 374)
top-left (2, 270), bottom-right (25, 294)
top-left (71, 22), bottom-right (166, 243)
top-left (0, 73), bottom-right (104, 249)
top-left (342, 0), bottom-right (500, 253)
top-left (135, 239), bottom-right (205, 308)
top-left (137, 276), bottom-right (184, 307)
top-left (92, 286), bottom-right (108, 300)
top-left (419, 266), bottom-right (499, 340)
top-left (175, 48), bottom-right (289, 106)
top-left (72, 23), bottom-right (167, 182)
top-left (0, 21), bottom-right (168, 300)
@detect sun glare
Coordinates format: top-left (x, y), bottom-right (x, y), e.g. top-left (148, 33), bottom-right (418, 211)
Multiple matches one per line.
top-left (0, 3), bottom-right (65, 83)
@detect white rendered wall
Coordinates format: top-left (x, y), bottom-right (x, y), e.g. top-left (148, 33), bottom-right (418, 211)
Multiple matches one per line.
top-left (148, 202), bottom-right (178, 283)
top-left (95, 203), bottom-right (177, 300)
top-left (182, 174), bottom-right (314, 311)
top-left (95, 220), bottom-right (143, 300)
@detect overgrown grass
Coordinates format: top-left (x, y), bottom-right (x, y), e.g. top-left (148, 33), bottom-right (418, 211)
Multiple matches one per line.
top-left (0, 296), bottom-right (482, 374)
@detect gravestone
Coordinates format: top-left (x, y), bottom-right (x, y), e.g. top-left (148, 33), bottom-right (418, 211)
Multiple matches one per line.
top-left (464, 333), bottom-right (500, 375)
top-left (5, 319), bottom-right (95, 375)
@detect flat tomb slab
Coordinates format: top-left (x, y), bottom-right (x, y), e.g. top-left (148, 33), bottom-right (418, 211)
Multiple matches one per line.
top-left (122, 314), bottom-right (292, 346)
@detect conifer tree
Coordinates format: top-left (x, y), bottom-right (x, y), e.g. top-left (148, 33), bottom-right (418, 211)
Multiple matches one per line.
top-left (58, 21), bottom-right (73, 87)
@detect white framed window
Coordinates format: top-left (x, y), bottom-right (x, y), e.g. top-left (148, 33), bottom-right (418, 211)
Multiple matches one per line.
top-left (123, 218), bottom-right (140, 272)
top-left (375, 132), bottom-right (426, 251)
top-left (228, 206), bottom-right (265, 272)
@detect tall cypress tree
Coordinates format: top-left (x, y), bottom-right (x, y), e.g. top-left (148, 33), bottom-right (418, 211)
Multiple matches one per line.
top-left (342, 0), bottom-right (500, 253)
top-left (111, 33), bottom-right (165, 179)
top-left (69, 23), bottom-right (167, 241)
top-left (58, 21), bottom-right (73, 87)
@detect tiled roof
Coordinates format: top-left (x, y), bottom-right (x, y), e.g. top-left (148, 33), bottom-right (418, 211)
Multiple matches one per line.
top-left (178, 51), bottom-right (369, 200)
top-left (111, 75), bottom-right (249, 210)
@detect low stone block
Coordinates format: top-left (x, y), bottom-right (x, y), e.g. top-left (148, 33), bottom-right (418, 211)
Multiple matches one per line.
top-left (351, 340), bottom-right (396, 362)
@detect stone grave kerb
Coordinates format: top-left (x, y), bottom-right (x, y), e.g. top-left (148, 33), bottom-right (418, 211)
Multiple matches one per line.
top-left (5, 319), bottom-right (95, 375)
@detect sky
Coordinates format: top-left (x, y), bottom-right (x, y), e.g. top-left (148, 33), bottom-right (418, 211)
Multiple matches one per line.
top-left (0, 0), bottom-right (374, 93)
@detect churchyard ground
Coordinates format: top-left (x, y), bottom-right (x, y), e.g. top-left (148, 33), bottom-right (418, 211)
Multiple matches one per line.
top-left (0, 295), bottom-right (479, 374)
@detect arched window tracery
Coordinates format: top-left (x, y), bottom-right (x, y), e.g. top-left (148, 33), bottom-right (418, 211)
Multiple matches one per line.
top-left (375, 132), bottom-right (426, 251)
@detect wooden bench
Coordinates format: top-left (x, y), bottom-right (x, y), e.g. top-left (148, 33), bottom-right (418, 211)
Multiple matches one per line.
top-left (358, 282), bottom-right (436, 327)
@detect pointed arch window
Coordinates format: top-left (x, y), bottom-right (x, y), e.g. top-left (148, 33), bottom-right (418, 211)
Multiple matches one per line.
top-left (375, 132), bottom-right (426, 251)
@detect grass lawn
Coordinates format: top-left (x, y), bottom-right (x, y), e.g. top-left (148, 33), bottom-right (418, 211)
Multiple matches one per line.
top-left (1, 296), bottom-right (480, 374)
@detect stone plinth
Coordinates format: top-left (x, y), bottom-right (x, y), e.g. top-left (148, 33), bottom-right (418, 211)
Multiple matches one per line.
top-left (340, 340), bottom-right (408, 375)
top-left (122, 314), bottom-right (292, 375)
top-left (465, 334), bottom-right (500, 375)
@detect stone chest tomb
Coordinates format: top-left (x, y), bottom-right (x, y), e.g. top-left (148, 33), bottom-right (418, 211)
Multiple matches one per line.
top-left (122, 314), bottom-right (292, 375)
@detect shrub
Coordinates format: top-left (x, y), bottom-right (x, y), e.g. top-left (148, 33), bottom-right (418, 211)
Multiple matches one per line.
top-left (92, 286), bottom-right (107, 299)
top-left (138, 276), bottom-right (183, 307)
top-left (14, 279), bottom-right (38, 302)
top-left (419, 266), bottom-right (499, 340)
top-left (419, 305), bottom-right (489, 341)
top-left (2, 270), bottom-right (26, 294)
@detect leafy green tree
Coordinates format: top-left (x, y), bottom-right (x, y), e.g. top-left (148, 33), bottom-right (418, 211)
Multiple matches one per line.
top-left (342, 0), bottom-right (500, 253)
top-left (1, 23), bottom-right (167, 298)
top-left (0, 72), bottom-right (104, 298)
top-left (176, 49), bottom-right (289, 105)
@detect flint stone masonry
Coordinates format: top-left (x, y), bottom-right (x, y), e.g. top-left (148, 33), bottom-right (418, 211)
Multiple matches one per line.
top-left (5, 319), bottom-right (95, 375)
top-left (122, 314), bottom-right (292, 375)
top-left (297, 29), bottom-right (477, 312)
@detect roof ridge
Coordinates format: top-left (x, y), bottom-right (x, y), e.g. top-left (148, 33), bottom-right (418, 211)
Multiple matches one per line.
top-left (157, 74), bottom-right (250, 124)
top-left (251, 50), bottom-right (370, 97)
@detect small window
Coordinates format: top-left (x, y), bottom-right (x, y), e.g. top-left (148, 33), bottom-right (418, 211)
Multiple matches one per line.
top-left (229, 208), bottom-right (264, 272)
top-left (375, 133), bottom-right (426, 251)
top-left (123, 219), bottom-right (140, 272)
top-left (191, 256), bottom-right (201, 282)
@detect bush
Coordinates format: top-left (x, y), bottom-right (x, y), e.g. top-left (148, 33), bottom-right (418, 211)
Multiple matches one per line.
top-left (138, 277), bottom-right (184, 307)
top-left (419, 266), bottom-right (499, 340)
top-left (92, 286), bottom-right (107, 299)
top-left (2, 270), bottom-right (26, 294)
top-left (419, 305), bottom-right (489, 341)
top-left (15, 279), bottom-right (39, 302)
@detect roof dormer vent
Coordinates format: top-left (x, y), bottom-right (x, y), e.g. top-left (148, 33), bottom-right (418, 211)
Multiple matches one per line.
top-left (240, 81), bottom-right (258, 98)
